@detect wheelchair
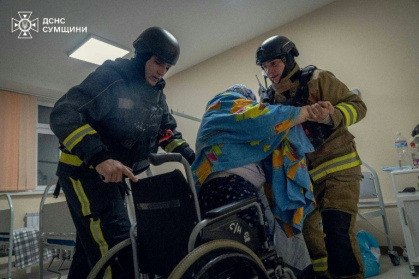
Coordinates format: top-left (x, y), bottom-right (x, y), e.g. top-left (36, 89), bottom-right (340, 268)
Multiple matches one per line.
top-left (87, 153), bottom-right (296, 279)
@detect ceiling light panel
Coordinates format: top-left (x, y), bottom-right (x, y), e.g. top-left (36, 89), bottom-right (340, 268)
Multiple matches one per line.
top-left (69, 34), bottom-right (130, 65)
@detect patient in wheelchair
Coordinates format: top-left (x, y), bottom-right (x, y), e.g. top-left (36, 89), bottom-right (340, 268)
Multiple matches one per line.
top-left (191, 84), bottom-right (316, 276)
top-left (86, 85), bottom-right (319, 278)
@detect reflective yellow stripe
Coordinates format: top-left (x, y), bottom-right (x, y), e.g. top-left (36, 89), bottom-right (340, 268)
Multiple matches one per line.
top-left (164, 139), bottom-right (186, 153)
top-left (59, 153), bottom-right (94, 168)
top-left (309, 152), bottom-right (361, 182)
top-left (60, 152), bottom-right (83, 166)
top-left (336, 102), bottom-right (357, 126)
top-left (63, 124), bottom-right (97, 151)
top-left (312, 257), bottom-right (328, 272)
top-left (312, 257), bottom-right (327, 264)
top-left (90, 218), bottom-right (111, 278)
top-left (70, 178), bottom-right (111, 278)
top-left (103, 266), bottom-right (112, 279)
top-left (70, 178), bottom-right (91, 216)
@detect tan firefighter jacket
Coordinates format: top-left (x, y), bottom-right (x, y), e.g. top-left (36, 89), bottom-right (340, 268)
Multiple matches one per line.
top-left (273, 64), bottom-right (367, 183)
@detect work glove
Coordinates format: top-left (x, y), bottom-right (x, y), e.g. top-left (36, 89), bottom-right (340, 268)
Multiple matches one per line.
top-left (182, 146), bottom-right (196, 165)
top-left (173, 144), bottom-right (196, 165)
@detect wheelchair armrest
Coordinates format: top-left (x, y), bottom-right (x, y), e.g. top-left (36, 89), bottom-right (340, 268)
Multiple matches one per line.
top-left (205, 196), bottom-right (258, 218)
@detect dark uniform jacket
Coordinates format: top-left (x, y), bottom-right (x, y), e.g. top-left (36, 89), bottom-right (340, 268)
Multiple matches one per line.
top-left (50, 58), bottom-right (192, 177)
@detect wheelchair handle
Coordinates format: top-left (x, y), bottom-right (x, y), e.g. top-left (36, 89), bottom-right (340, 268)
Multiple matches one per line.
top-left (147, 152), bottom-right (201, 222)
top-left (148, 153), bottom-right (183, 166)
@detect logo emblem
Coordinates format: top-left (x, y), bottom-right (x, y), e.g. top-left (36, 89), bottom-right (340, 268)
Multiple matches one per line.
top-left (11, 12), bottom-right (39, 39)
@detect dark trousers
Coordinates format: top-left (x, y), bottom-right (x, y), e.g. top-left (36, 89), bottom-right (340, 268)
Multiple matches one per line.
top-left (59, 174), bottom-right (133, 278)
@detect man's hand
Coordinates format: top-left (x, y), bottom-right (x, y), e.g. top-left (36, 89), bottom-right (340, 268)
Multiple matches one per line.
top-left (95, 159), bottom-right (138, 183)
top-left (307, 101), bottom-right (334, 123)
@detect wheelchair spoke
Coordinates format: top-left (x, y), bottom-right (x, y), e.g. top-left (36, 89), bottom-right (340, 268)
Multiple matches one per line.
top-left (169, 239), bottom-right (269, 279)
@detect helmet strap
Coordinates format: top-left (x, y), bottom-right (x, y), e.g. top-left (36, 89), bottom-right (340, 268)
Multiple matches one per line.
top-left (280, 54), bottom-right (296, 80)
top-left (133, 52), bottom-right (153, 77)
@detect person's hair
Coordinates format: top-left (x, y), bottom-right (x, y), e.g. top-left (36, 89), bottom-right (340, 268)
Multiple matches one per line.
top-left (225, 84), bottom-right (256, 101)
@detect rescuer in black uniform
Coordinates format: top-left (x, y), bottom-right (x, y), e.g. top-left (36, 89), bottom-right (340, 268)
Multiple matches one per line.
top-left (50, 26), bottom-right (195, 278)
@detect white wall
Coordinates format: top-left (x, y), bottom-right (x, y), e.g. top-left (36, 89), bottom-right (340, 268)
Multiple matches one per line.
top-left (165, 0), bottom-right (419, 246)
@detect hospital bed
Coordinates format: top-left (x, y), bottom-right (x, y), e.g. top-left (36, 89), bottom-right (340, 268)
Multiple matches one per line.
top-left (39, 184), bottom-right (76, 279)
top-left (0, 193), bottom-right (14, 279)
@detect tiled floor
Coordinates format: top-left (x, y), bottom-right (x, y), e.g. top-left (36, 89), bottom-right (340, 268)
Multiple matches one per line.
top-left (0, 251), bottom-right (416, 278)
top-left (374, 251), bottom-right (414, 278)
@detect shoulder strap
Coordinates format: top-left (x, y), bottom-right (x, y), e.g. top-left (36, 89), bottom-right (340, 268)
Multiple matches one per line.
top-left (300, 65), bottom-right (317, 86)
top-left (284, 65), bottom-right (316, 107)
top-left (298, 65), bottom-right (316, 98)
top-left (294, 65), bottom-right (332, 150)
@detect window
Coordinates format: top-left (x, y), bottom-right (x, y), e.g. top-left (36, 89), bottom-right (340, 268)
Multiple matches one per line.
top-left (36, 105), bottom-right (60, 190)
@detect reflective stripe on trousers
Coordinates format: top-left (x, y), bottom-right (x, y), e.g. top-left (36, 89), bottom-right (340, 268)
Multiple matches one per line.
top-left (70, 177), bottom-right (112, 279)
top-left (59, 174), bottom-right (131, 279)
top-left (309, 152), bottom-right (361, 182)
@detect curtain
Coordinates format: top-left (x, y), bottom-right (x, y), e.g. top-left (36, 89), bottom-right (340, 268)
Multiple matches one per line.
top-left (0, 90), bottom-right (37, 191)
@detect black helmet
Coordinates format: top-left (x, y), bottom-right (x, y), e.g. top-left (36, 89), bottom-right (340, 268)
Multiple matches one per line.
top-left (255, 35), bottom-right (299, 66)
top-left (412, 124), bottom-right (419, 137)
top-left (133, 27), bottom-right (180, 66)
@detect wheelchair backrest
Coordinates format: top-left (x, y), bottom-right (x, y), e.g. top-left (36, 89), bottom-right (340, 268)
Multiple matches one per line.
top-left (131, 169), bottom-right (199, 277)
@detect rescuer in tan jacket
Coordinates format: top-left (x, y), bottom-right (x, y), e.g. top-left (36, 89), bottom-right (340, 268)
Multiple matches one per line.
top-left (255, 35), bottom-right (367, 279)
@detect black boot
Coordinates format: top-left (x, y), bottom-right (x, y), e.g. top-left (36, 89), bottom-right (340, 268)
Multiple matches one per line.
top-left (298, 264), bottom-right (315, 279)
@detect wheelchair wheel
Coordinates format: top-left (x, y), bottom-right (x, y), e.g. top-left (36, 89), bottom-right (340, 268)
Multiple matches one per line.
top-left (169, 239), bottom-right (269, 279)
top-left (87, 238), bottom-right (134, 279)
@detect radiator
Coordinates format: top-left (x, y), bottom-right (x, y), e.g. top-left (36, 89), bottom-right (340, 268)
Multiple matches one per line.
top-left (26, 212), bottom-right (39, 229)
